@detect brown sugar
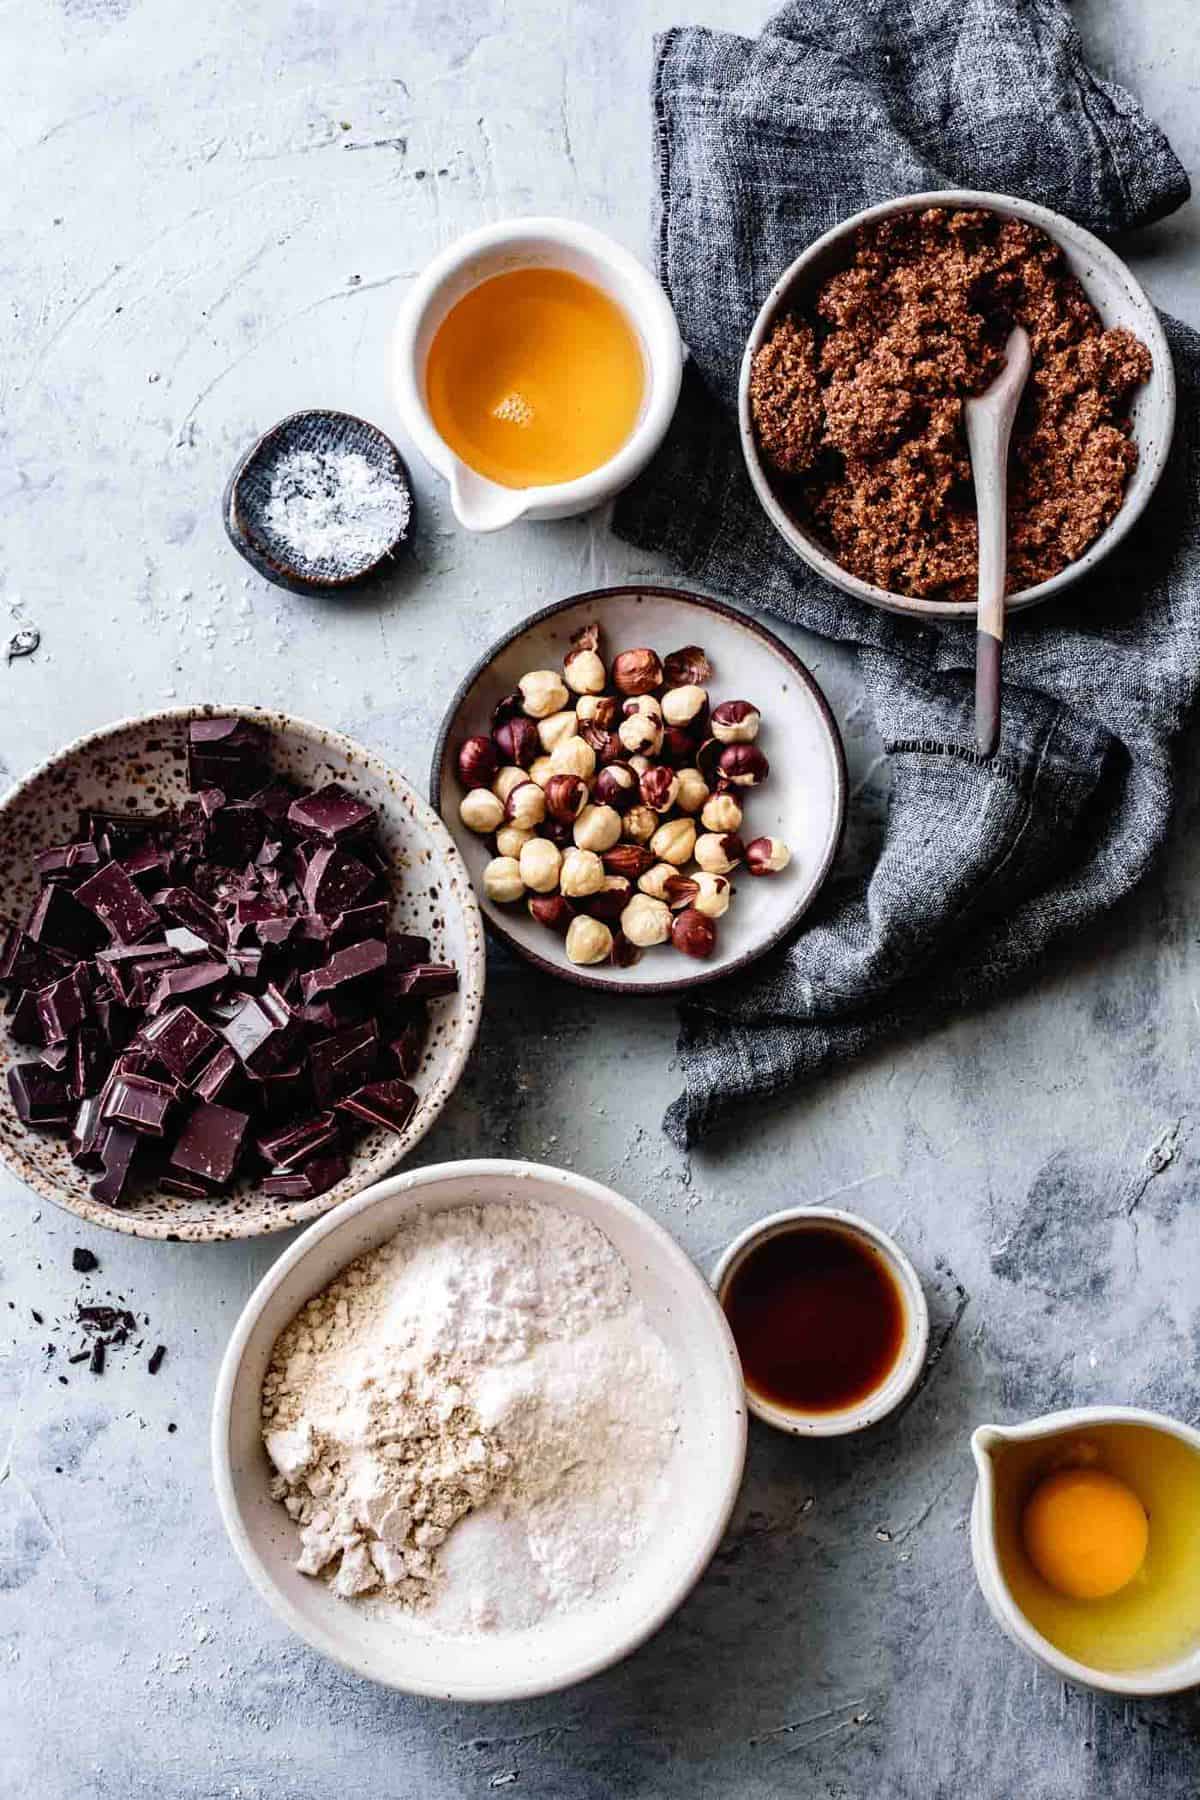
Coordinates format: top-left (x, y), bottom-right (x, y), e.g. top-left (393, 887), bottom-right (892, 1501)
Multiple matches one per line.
top-left (749, 208), bottom-right (1152, 601)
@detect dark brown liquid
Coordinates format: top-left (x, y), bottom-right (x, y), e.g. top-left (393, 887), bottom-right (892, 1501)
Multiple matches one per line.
top-left (721, 1224), bottom-right (906, 1414)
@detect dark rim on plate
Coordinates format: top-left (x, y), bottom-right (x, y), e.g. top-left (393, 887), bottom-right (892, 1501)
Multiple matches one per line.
top-left (429, 584), bottom-right (848, 994)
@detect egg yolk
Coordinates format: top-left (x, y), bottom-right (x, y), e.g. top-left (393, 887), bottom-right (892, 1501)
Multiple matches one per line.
top-left (1022, 1468), bottom-right (1149, 1601)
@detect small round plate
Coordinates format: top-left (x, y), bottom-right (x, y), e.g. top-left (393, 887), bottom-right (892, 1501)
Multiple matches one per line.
top-left (430, 586), bottom-right (847, 994)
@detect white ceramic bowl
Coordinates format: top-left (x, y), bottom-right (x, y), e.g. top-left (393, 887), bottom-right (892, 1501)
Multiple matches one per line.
top-left (211, 1159), bottom-right (747, 1700)
top-left (431, 585), bottom-right (847, 995)
top-left (711, 1207), bottom-right (930, 1436)
top-left (391, 216), bottom-right (683, 531)
top-left (0, 707), bottom-right (485, 1242)
top-left (739, 188), bottom-right (1176, 621)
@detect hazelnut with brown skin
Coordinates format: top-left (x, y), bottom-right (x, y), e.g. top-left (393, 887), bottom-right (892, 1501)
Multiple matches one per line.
top-left (675, 768), bottom-right (710, 814)
top-left (650, 816), bottom-right (697, 867)
top-left (593, 762), bottom-right (638, 812)
top-left (710, 700), bottom-right (761, 743)
top-left (565, 914), bottom-right (613, 965)
top-left (620, 892), bottom-right (672, 947)
top-left (518, 836), bottom-right (562, 893)
top-left (542, 816), bottom-right (575, 848)
top-left (579, 723), bottom-right (623, 764)
top-left (612, 648), bottom-right (663, 695)
top-left (700, 790), bottom-right (742, 833)
top-left (559, 847), bottom-right (605, 898)
top-left (602, 843), bottom-right (656, 880)
top-left (575, 693), bottom-right (619, 730)
top-left (718, 743), bottom-right (769, 787)
top-left (637, 862), bottom-right (678, 902)
top-left (528, 894), bottom-right (574, 934)
top-left (545, 773), bottom-right (589, 823)
top-left (457, 735), bottom-right (498, 789)
top-left (622, 804), bottom-right (658, 845)
top-left (573, 803), bottom-right (622, 854)
top-left (584, 875), bottom-right (633, 922)
top-left (493, 715), bottom-right (540, 769)
top-left (745, 836), bottom-right (791, 875)
top-left (665, 871), bottom-right (730, 917)
top-left (505, 781), bottom-right (546, 831)
top-left (537, 710), bottom-right (579, 752)
top-left (694, 831), bottom-right (744, 874)
top-left (661, 685), bottom-right (708, 727)
top-left (671, 908), bottom-right (717, 959)
top-left (459, 788), bottom-right (505, 834)
top-left (623, 693), bottom-right (663, 721)
top-left (639, 766), bottom-right (679, 813)
top-left (609, 930), bottom-right (642, 968)
top-left (660, 725), bottom-right (700, 767)
top-left (518, 669), bottom-right (569, 719)
top-left (618, 711), bottom-right (664, 758)
top-left (493, 765), bottom-right (529, 804)
top-left (663, 645), bottom-right (712, 687)
top-left (483, 856), bottom-right (525, 904)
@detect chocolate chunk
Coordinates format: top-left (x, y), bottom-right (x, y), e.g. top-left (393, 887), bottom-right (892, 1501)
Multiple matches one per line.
top-left (27, 884), bottom-right (106, 957)
top-left (35, 842), bottom-right (103, 886)
top-left (388, 962), bottom-right (458, 1000)
top-left (154, 887), bottom-right (226, 948)
top-left (7, 1062), bottom-right (72, 1126)
top-left (287, 783), bottom-right (374, 842)
top-left (69, 1096), bottom-right (107, 1169)
top-left (336, 1079), bottom-right (418, 1134)
top-left (71, 1247), bottom-right (99, 1273)
top-left (74, 863), bottom-right (161, 945)
top-left (158, 1176), bottom-right (210, 1200)
top-left (206, 803), bottom-right (267, 867)
top-left (102, 1073), bottom-right (175, 1137)
top-left (148, 1344), bottom-right (166, 1374)
top-left (262, 1149), bottom-right (349, 1200)
top-left (9, 987), bottom-right (45, 1046)
top-left (120, 842), bottom-right (173, 890)
top-left (170, 1101), bottom-right (250, 1186)
top-left (191, 1044), bottom-right (241, 1104)
top-left (36, 967), bottom-right (92, 1042)
top-left (327, 902), bottom-right (389, 947)
top-left (164, 926), bottom-right (213, 958)
top-left (308, 1018), bottom-right (378, 1104)
top-left (386, 932), bottom-right (432, 969)
top-left (0, 928), bottom-right (70, 992)
top-left (385, 1021), bottom-right (426, 1080)
top-left (90, 1125), bottom-right (139, 1207)
top-left (148, 960), bottom-right (228, 1011)
top-left (186, 717), bottom-right (269, 798)
top-left (69, 1026), bottom-right (105, 1099)
top-left (83, 809), bottom-right (170, 856)
top-left (300, 938), bottom-right (387, 1006)
top-left (248, 782), bottom-right (296, 826)
top-left (301, 844), bottom-right (375, 917)
top-left (258, 1111), bottom-right (341, 1171)
top-left (90, 1339), bottom-right (105, 1375)
top-left (222, 986), bottom-right (295, 1072)
top-left (39, 1040), bottom-right (71, 1072)
top-left (139, 1005), bottom-right (218, 1080)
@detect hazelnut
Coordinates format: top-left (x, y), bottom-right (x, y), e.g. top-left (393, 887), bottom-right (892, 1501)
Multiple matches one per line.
top-left (559, 847), bottom-right (605, 898)
top-left (593, 762), bottom-right (639, 812)
top-left (675, 768), bottom-right (710, 814)
top-left (602, 844), bottom-right (655, 880)
top-left (545, 773), bottom-right (589, 823)
top-left (493, 715), bottom-right (540, 768)
top-left (620, 893), bottom-right (671, 947)
top-left (579, 723), bottom-right (623, 764)
top-left (495, 824), bottom-right (535, 859)
top-left (638, 862), bottom-right (678, 901)
top-left (537, 709), bottom-right (579, 753)
top-left (609, 931), bottom-right (642, 969)
top-left (542, 816), bottom-right (574, 848)
top-left (661, 685), bottom-right (708, 727)
top-left (666, 871), bottom-right (730, 917)
top-left (482, 856), bottom-right (525, 904)
top-left (745, 836), bottom-right (791, 876)
top-left (573, 804), bottom-right (622, 854)
top-left (491, 690), bottom-right (524, 729)
top-left (457, 735), bottom-right (498, 789)
top-left (663, 644), bottom-right (712, 687)
top-left (563, 646), bottom-right (606, 695)
top-left (505, 781), bottom-right (546, 830)
top-left (628, 754), bottom-right (651, 775)
top-left (584, 875), bottom-right (633, 921)
top-left (528, 755), bottom-right (557, 790)
top-left (622, 804), bottom-right (658, 845)
top-left (660, 725), bottom-right (700, 767)
top-left (618, 711), bottom-right (664, 757)
top-left (718, 743), bottom-right (769, 787)
top-left (575, 693), bottom-right (619, 729)
top-left (549, 735), bottom-right (597, 781)
top-left (650, 816), bottom-right (697, 867)
top-left (700, 791), bottom-right (743, 833)
top-left (518, 836), bottom-right (562, 893)
top-left (493, 764), bottom-right (529, 804)
top-left (623, 693), bottom-right (663, 721)
top-left (639, 766), bottom-right (679, 812)
top-left (612, 648), bottom-right (663, 695)
top-left (710, 700), bottom-right (761, 744)
top-left (459, 788), bottom-right (505, 835)
top-left (694, 831), bottom-right (744, 874)
top-left (528, 894), bottom-right (574, 935)
top-left (671, 908), bottom-right (717, 959)
top-left (518, 669), bottom-right (569, 719)
top-left (565, 914), bottom-right (613, 965)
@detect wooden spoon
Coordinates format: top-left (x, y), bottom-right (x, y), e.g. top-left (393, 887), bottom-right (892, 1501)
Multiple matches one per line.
top-left (965, 325), bottom-right (1032, 756)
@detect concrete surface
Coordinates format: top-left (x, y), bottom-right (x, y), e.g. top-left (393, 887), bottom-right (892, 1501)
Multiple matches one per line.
top-left (2, 1), bottom-right (1199, 1795)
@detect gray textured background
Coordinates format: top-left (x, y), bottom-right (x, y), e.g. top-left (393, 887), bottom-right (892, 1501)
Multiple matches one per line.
top-left (2, 2), bottom-right (1199, 1795)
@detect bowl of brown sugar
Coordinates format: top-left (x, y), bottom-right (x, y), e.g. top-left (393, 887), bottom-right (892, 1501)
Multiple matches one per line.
top-left (739, 190), bottom-right (1175, 621)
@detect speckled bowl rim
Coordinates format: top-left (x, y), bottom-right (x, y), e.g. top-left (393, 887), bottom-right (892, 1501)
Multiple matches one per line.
top-left (710, 1206), bottom-right (930, 1436)
top-left (0, 705), bottom-right (486, 1243)
top-left (429, 585), bottom-right (848, 995)
top-left (738, 187), bottom-right (1177, 622)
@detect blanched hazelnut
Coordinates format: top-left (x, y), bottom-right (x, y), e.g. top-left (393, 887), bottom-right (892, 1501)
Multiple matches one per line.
top-left (528, 894), bottom-right (574, 934)
top-left (745, 836), bottom-right (791, 875)
top-left (563, 646), bottom-right (606, 695)
top-left (575, 693), bottom-right (618, 729)
top-left (700, 791), bottom-right (743, 832)
top-left (710, 700), bottom-right (761, 743)
top-left (650, 817), bottom-right (697, 867)
top-left (639, 766), bottom-right (679, 813)
top-left (675, 768), bottom-right (710, 814)
top-left (493, 716), bottom-right (539, 768)
top-left (628, 754), bottom-right (651, 775)
top-left (574, 804), bottom-right (622, 854)
top-left (493, 764), bottom-right (529, 804)
top-left (612, 648), bottom-right (663, 695)
top-left (457, 735), bottom-right (498, 788)
top-left (585, 875), bottom-right (633, 921)
top-left (529, 755), bottom-right (556, 790)
top-left (549, 735), bottom-right (597, 781)
top-left (593, 762), bottom-right (638, 812)
top-left (623, 693), bottom-right (663, 721)
top-left (519, 669), bottom-right (569, 719)
top-left (505, 781), bottom-right (546, 830)
top-left (638, 862), bottom-right (678, 902)
top-left (545, 773), bottom-right (589, 823)
top-left (496, 823), bottom-right (535, 859)
top-left (565, 914), bottom-right (613, 965)
top-left (620, 893), bottom-right (671, 947)
top-left (518, 836), bottom-right (562, 893)
top-left (671, 908), bottom-right (717, 959)
top-left (665, 871), bottom-right (730, 917)
top-left (537, 709), bottom-right (579, 752)
top-left (559, 847), bottom-right (605, 898)
top-left (603, 844), bottom-right (655, 880)
top-left (483, 856), bottom-right (524, 904)
top-left (661, 685), bottom-right (708, 727)
top-left (618, 711), bottom-right (664, 757)
top-left (622, 804), bottom-right (658, 845)
top-left (694, 831), bottom-right (744, 874)
top-left (718, 743), bottom-right (769, 787)
top-left (460, 789), bottom-right (505, 835)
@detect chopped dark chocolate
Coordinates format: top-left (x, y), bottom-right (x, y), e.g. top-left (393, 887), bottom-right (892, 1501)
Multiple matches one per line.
top-left (385, 1022), bottom-right (426, 1080)
top-left (288, 783), bottom-right (374, 842)
top-left (8, 1062), bottom-right (72, 1126)
top-left (186, 717), bottom-right (269, 797)
top-left (139, 1005), bottom-right (218, 1080)
top-left (102, 1073), bottom-right (175, 1136)
top-left (170, 1101), bottom-right (250, 1186)
top-left (69, 1096), bottom-right (107, 1168)
top-left (148, 960), bottom-right (229, 1011)
top-left (27, 884), bottom-right (106, 957)
top-left (309, 1018), bottom-right (379, 1104)
top-left (192, 1044), bottom-right (241, 1104)
top-left (262, 1149), bottom-right (349, 1200)
top-left (302, 844), bottom-right (376, 917)
top-left (158, 1175), bottom-right (210, 1200)
top-left (155, 887), bottom-right (227, 948)
top-left (336, 1079), bottom-right (418, 1134)
top-left (89, 1339), bottom-right (105, 1375)
top-left (35, 842), bottom-right (103, 885)
top-left (90, 1125), bottom-right (139, 1206)
top-left (148, 1343), bottom-right (166, 1374)
top-left (329, 902), bottom-right (389, 947)
top-left (71, 1247), bottom-right (99, 1273)
top-left (300, 938), bottom-right (387, 1005)
top-left (388, 962), bottom-right (458, 1000)
top-left (258, 1111), bottom-right (340, 1170)
top-left (74, 862), bottom-right (161, 945)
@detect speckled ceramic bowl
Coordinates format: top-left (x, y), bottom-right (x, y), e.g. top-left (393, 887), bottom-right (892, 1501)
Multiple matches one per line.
top-left (739, 188), bottom-right (1176, 621)
top-left (0, 707), bottom-right (485, 1242)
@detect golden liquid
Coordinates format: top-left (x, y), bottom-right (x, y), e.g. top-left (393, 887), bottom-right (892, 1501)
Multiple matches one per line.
top-left (993, 1424), bottom-right (1200, 1672)
top-left (425, 268), bottom-right (645, 489)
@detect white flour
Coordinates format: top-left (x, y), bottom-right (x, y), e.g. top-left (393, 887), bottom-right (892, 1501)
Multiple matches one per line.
top-left (262, 1201), bottom-right (681, 1632)
top-left (263, 446), bottom-right (412, 575)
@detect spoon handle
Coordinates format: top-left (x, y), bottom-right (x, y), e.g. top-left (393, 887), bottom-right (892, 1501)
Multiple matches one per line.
top-left (966, 327), bottom-right (1031, 757)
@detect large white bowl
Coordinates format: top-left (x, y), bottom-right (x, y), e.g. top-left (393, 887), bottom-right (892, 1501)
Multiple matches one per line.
top-left (211, 1159), bottom-right (747, 1700)
top-left (0, 707), bottom-right (486, 1241)
top-left (739, 188), bottom-right (1176, 621)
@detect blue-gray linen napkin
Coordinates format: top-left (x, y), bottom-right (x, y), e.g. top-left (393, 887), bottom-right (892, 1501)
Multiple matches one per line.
top-left (612, 0), bottom-right (1198, 1149)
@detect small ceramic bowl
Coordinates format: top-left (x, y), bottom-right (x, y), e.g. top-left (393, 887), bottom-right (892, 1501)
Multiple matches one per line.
top-left (739, 188), bottom-right (1176, 621)
top-left (211, 1158), bottom-right (747, 1701)
top-left (430, 585), bottom-right (847, 995)
top-left (0, 707), bottom-right (485, 1242)
top-left (711, 1207), bottom-right (930, 1436)
top-left (391, 216), bottom-right (683, 532)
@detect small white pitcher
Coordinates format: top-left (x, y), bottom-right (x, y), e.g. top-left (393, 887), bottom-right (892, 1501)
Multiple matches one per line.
top-left (970, 1405), bottom-right (1200, 1695)
top-left (390, 216), bottom-right (683, 532)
